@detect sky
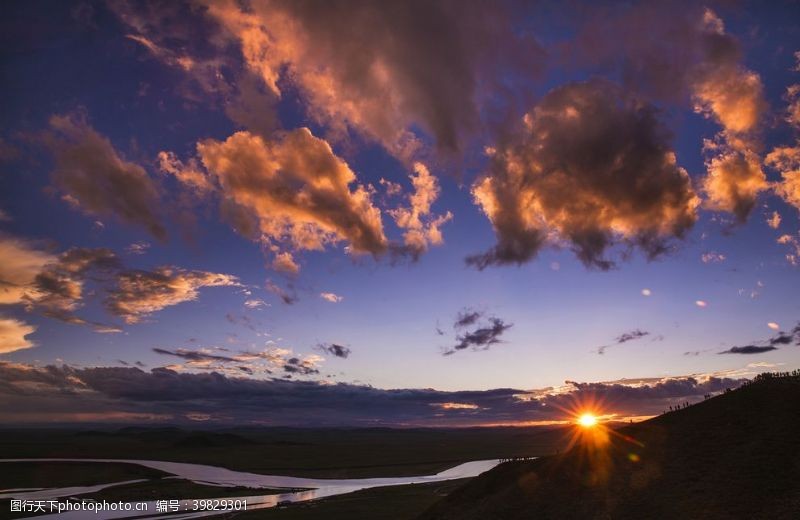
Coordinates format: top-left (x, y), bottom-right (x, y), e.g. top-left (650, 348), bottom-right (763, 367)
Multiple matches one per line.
top-left (1, 0), bottom-right (799, 427)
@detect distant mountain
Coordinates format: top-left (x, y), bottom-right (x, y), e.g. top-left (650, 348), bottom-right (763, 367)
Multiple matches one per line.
top-left (421, 372), bottom-right (800, 519)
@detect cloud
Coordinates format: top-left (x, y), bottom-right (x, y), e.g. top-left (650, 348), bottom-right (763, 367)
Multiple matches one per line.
top-left (154, 345), bottom-right (324, 377)
top-left (1, 237), bottom-right (119, 325)
top-left (597, 329), bottom-right (650, 355)
top-left (766, 144), bottom-right (800, 213)
top-left (766, 211), bottom-right (782, 229)
top-left (44, 113), bottom-right (165, 239)
top-left (454, 309), bottom-right (482, 329)
top-left (0, 236), bottom-right (56, 306)
top-left (319, 292), bottom-right (343, 303)
top-left (388, 163), bottom-right (452, 258)
top-left (719, 322), bottom-right (800, 354)
top-left (198, 129), bottom-right (388, 270)
top-left (777, 233), bottom-right (800, 266)
top-left (156, 151), bottom-right (214, 195)
top-left (316, 343), bottom-right (351, 359)
top-left (701, 251), bottom-right (726, 264)
top-left (566, 6), bottom-right (766, 223)
top-left (107, 267), bottom-right (240, 324)
top-left (125, 242), bottom-right (150, 256)
top-left (266, 280), bottom-right (298, 305)
top-left (244, 298), bottom-right (268, 309)
top-left (445, 317), bottom-right (513, 356)
top-left (271, 251), bottom-right (300, 275)
top-left (203, 0), bottom-right (542, 156)
top-left (696, 300), bottom-right (708, 307)
top-left (0, 362), bottom-right (746, 426)
top-left (469, 80), bottom-right (698, 270)
top-left (153, 347), bottom-right (237, 364)
top-left (283, 355), bottom-right (322, 376)
top-left (719, 345), bottom-right (777, 355)
top-left (701, 138), bottom-right (767, 223)
top-left (0, 317), bottom-right (37, 354)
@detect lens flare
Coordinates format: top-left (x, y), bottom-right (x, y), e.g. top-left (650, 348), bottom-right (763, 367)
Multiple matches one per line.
top-left (578, 413), bottom-right (598, 427)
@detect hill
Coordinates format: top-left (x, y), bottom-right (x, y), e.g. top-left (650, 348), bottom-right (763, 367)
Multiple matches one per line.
top-left (420, 372), bottom-right (800, 520)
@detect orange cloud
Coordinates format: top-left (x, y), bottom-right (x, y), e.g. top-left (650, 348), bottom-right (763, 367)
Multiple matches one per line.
top-left (0, 316), bottom-right (36, 354)
top-left (701, 142), bottom-right (767, 222)
top-left (156, 151), bottom-right (214, 195)
top-left (107, 267), bottom-right (240, 324)
top-left (198, 128), bottom-right (387, 270)
top-left (388, 163), bottom-right (452, 257)
top-left (766, 144), bottom-right (800, 213)
top-left (203, 0), bottom-right (540, 156)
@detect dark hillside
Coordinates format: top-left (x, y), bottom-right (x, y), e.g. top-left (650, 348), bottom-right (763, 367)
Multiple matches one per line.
top-left (421, 372), bottom-right (800, 520)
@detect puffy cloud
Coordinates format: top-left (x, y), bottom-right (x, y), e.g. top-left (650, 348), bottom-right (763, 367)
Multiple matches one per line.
top-left (566, 6), bottom-right (766, 223)
top-left (271, 251), bottom-right (300, 275)
top-left (0, 362), bottom-right (746, 426)
top-left (319, 292), bottom-right (343, 303)
top-left (44, 114), bottom-right (165, 239)
top-left (469, 80), bottom-right (698, 270)
top-left (198, 129), bottom-right (388, 270)
top-left (701, 139), bottom-right (767, 222)
top-left (203, 0), bottom-right (542, 155)
top-left (388, 163), bottom-right (452, 258)
top-left (0, 317), bottom-right (36, 354)
top-left (107, 267), bottom-right (240, 324)
top-left (766, 144), bottom-right (800, 213)
top-left (156, 151), bottom-right (214, 195)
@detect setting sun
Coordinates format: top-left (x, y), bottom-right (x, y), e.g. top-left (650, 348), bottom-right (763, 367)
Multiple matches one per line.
top-left (578, 413), bottom-right (598, 427)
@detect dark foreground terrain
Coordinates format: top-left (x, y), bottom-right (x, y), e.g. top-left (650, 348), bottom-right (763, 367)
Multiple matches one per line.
top-left (0, 425), bottom-right (567, 479)
top-left (421, 372), bottom-right (800, 520)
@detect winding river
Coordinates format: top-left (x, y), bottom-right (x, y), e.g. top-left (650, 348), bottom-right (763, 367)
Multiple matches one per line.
top-left (0, 458), bottom-right (505, 518)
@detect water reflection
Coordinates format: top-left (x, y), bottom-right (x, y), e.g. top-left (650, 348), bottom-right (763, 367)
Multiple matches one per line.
top-left (1, 458), bottom-right (507, 519)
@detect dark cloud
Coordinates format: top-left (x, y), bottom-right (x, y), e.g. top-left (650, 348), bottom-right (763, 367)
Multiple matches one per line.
top-left (44, 113), bottom-right (166, 239)
top-left (445, 317), bottom-right (513, 356)
top-left (283, 357), bottom-right (320, 376)
top-left (153, 347), bottom-right (237, 363)
top-left (597, 329), bottom-right (650, 355)
top-left (0, 362), bottom-right (745, 426)
top-left (454, 309), bottom-right (483, 329)
top-left (266, 280), bottom-right (299, 305)
top-left (719, 322), bottom-right (800, 354)
top-left (316, 343), bottom-right (351, 359)
top-left (469, 79), bottom-right (698, 270)
top-left (719, 345), bottom-right (777, 355)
